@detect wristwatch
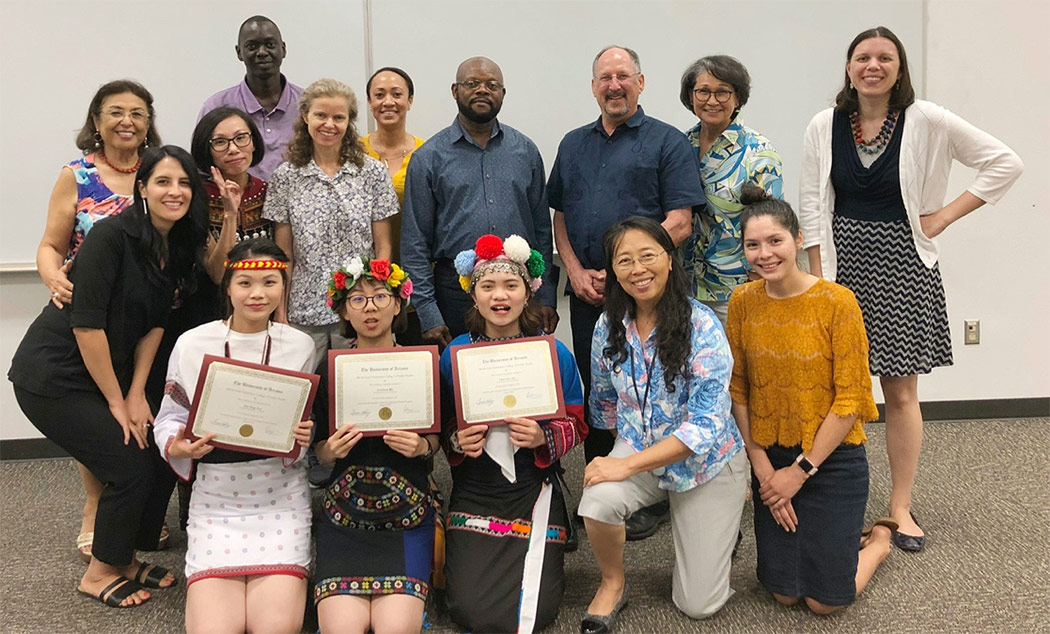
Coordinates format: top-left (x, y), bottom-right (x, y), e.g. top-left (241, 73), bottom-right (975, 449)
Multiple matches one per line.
top-left (794, 453), bottom-right (818, 476)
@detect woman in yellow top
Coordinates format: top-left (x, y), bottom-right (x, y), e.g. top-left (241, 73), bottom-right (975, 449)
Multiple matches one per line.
top-left (727, 185), bottom-right (894, 614)
top-left (360, 66), bottom-right (426, 344)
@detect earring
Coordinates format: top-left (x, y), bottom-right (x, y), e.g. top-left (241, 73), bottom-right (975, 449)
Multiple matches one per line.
top-left (849, 81), bottom-right (855, 90)
top-left (93, 131), bottom-right (102, 149)
top-left (143, 200), bottom-right (149, 216)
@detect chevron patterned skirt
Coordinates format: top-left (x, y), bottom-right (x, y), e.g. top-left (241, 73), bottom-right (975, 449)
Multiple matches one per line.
top-left (832, 215), bottom-right (953, 376)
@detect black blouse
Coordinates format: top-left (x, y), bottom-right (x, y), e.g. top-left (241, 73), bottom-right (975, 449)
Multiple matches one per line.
top-left (831, 108), bottom-right (908, 222)
top-left (8, 211), bottom-right (173, 396)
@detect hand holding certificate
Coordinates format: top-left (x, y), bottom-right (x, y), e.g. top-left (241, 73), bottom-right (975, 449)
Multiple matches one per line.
top-left (450, 335), bottom-right (565, 428)
top-left (186, 355), bottom-right (320, 459)
top-left (328, 346), bottom-right (441, 437)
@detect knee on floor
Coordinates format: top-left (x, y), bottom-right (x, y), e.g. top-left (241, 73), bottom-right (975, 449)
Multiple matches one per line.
top-left (804, 596), bottom-right (845, 615)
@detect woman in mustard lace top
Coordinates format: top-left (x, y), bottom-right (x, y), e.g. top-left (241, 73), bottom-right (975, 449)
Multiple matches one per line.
top-left (726, 185), bottom-right (893, 614)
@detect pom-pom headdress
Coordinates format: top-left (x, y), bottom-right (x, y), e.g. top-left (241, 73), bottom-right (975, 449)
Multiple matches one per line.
top-left (454, 234), bottom-right (546, 294)
top-left (327, 256), bottom-right (413, 310)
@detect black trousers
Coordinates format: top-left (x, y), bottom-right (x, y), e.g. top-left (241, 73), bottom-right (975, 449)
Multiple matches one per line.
top-left (568, 295), bottom-right (616, 463)
top-left (14, 386), bottom-right (175, 566)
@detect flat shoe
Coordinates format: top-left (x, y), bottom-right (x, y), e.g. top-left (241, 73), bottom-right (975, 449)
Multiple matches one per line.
top-left (77, 577), bottom-right (148, 608)
top-left (132, 562), bottom-right (177, 589)
top-left (860, 517), bottom-right (899, 549)
top-left (76, 531), bottom-right (93, 564)
top-left (581, 582), bottom-right (629, 634)
top-left (892, 511), bottom-right (926, 552)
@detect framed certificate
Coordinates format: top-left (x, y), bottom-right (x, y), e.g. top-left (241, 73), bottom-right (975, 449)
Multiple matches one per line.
top-left (328, 346), bottom-right (441, 437)
top-left (186, 355), bottom-right (320, 459)
top-left (450, 335), bottom-right (565, 428)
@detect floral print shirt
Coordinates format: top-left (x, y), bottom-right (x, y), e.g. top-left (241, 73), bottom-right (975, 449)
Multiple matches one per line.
top-left (683, 121), bottom-right (783, 301)
top-left (590, 298), bottom-right (742, 492)
top-left (263, 157), bottom-right (399, 325)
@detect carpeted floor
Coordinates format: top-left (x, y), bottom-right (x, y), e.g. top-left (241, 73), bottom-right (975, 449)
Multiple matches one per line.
top-left (2, 418), bottom-right (1048, 634)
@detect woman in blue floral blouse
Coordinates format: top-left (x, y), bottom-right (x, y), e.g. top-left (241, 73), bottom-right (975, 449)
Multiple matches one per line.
top-left (578, 217), bottom-right (748, 633)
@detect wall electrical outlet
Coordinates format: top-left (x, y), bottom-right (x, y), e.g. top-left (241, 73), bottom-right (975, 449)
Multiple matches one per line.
top-left (964, 320), bottom-right (980, 345)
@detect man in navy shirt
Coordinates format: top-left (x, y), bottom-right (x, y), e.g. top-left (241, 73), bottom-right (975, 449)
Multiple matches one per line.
top-left (402, 57), bottom-right (557, 346)
top-left (548, 45), bottom-right (704, 539)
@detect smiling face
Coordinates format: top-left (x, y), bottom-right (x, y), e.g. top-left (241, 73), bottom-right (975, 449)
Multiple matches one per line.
top-left (305, 96), bottom-right (351, 150)
top-left (93, 92), bottom-right (149, 154)
top-left (453, 58), bottom-right (505, 124)
top-left (847, 36), bottom-right (901, 102)
top-left (591, 48), bottom-right (645, 125)
top-left (611, 229), bottom-right (670, 310)
top-left (692, 71), bottom-right (738, 133)
top-left (368, 71), bottom-right (413, 129)
top-left (236, 19), bottom-right (285, 82)
top-left (138, 156), bottom-right (192, 235)
top-left (742, 215), bottom-right (803, 284)
top-left (472, 270), bottom-right (528, 337)
top-left (227, 258), bottom-right (284, 331)
top-left (339, 277), bottom-right (400, 343)
top-left (209, 115), bottom-right (254, 179)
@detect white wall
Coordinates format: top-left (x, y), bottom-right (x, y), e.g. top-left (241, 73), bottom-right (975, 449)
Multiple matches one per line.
top-left (1, 0), bottom-right (1047, 441)
top-left (897, 0), bottom-right (1049, 403)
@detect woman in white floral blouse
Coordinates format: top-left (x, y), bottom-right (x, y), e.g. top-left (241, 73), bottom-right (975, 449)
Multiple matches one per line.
top-left (263, 78), bottom-right (399, 365)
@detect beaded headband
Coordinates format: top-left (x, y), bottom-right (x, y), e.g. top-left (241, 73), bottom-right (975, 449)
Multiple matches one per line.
top-left (224, 259), bottom-right (288, 270)
top-left (327, 256), bottom-right (413, 310)
top-left (454, 234), bottom-right (545, 294)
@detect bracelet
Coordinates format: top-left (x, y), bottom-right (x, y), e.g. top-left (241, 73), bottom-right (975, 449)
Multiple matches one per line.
top-left (420, 437), bottom-right (436, 459)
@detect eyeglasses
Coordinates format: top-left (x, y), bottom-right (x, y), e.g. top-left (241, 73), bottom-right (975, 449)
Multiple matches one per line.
top-left (102, 108), bottom-right (149, 123)
top-left (209, 132), bottom-right (253, 152)
top-left (693, 88), bottom-right (734, 103)
top-left (613, 251), bottom-right (667, 272)
top-left (347, 293), bottom-right (394, 310)
top-left (457, 79), bottom-right (503, 92)
top-left (595, 72), bottom-right (640, 86)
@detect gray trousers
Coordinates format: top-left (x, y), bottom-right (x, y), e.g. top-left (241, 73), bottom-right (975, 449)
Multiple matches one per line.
top-left (578, 438), bottom-right (748, 619)
top-left (291, 321), bottom-right (351, 370)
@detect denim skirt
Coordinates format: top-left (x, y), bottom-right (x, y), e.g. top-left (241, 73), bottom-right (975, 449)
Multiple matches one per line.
top-left (752, 443), bottom-right (868, 606)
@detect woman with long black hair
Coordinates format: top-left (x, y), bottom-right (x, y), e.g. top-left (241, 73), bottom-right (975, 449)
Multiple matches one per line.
top-left (10, 146), bottom-right (208, 608)
top-left (579, 217), bottom-right (747, 632)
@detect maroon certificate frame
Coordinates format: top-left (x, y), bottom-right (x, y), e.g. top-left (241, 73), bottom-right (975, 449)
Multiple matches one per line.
top-left (185, 354), bottom-right (319, 460)
top-left (327, 346), bottom-right (441, 437)
top-left (449, 335), bottom-right (565, 429)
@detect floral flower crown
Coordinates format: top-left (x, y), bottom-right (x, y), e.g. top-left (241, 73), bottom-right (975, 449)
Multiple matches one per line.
top-left (327, 256), bottom-right (413, 310)
top-left (453, 234), bottom-right (545, 294)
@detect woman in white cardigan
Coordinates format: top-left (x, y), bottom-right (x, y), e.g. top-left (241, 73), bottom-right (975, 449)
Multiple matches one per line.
top-left (798, 26), bottom-right (1022, 553)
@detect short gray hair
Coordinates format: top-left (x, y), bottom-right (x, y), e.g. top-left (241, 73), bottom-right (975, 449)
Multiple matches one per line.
top-left (592, 45), bottom-right (642, 76)
top-left (678, 55), bottom-right (751, 114)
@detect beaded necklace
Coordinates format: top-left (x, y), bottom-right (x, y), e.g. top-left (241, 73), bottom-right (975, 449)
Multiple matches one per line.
top-left (850, 109), bottom-right (899, 155)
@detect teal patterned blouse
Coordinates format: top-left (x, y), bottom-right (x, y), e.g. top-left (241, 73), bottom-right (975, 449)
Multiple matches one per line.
top-left (683, 121), bottom-right (783, 302)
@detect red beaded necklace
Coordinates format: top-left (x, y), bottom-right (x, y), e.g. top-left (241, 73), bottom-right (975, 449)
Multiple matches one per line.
top-left (96, 151), bottom-right (141, 174)
top-left (850, 110), bottom-right (899, 156)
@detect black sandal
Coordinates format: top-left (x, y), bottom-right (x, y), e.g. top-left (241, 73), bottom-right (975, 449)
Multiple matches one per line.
top-left (77, 577), bottom-right (148, 608)
top-left (132, 562), bottom-right (177, 589)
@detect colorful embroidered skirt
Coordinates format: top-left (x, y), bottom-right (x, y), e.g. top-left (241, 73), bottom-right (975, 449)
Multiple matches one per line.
top-left (185, 458), bottom-right (311, 585)
top-left (444, 474), bottom-right (568, 633)
top-left (313, 465), bottom-right (434, 604)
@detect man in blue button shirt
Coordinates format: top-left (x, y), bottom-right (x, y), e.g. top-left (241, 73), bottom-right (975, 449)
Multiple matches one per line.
top-left (548, 45), bottom-right (705, 540)
top-left (401, 57), bottom-right (557, 347)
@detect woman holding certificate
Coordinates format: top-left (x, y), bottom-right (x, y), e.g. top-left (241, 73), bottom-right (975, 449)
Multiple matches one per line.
top-left (306, 258), bottom-right (437, 634)
top-left (726, 187), bottom-right (891, 614)
top-left (439, 234), bottom-right (587, 634)
top-left (10, 146), bottom-right (207, 608)
top-left (579, 218), bottom-right (748, 631)
top-left (152, 239), bottom-right (316, 633)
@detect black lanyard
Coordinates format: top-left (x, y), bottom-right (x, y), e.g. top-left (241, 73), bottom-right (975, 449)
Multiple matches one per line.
top-left (223, 329), bottom-right (272, 365)
top-left (629, 345), bottom-right (656, 420)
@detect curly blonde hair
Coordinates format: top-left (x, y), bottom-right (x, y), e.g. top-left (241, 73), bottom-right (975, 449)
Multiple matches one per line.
top-left (284, 78), bottom-right (365, 169)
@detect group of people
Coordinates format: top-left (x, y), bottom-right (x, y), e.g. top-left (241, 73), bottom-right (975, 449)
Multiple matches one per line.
top-left (8, 13), bottom-right (1022, 634)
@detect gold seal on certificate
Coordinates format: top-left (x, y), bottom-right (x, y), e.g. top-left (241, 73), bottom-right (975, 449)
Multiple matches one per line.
top-left (328, 346), bottom-right (441, 437)
top-left (450, 335), bottom-right (566, 428)
top-left (187, 355), bottom-right (320, 459)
